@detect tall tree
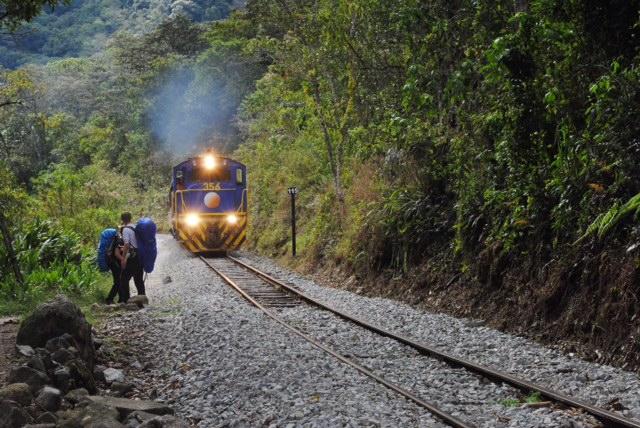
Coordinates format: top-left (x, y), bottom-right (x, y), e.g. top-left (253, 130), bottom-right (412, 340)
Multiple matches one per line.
top-left (0, 0), bottom-right (68, 30)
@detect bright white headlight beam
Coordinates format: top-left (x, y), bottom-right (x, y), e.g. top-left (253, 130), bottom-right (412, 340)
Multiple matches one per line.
top-left (203, 155), bottom-right (217, 170)
top-left (185, 213), bottom-right (200, 227)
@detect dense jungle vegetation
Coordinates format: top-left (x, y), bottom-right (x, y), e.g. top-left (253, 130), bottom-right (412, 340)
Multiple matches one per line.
top-left (2, 0), bottom-right (640, 360)
top-left (237, 1), bottom-right (640, 272)
top-left (0, 1), bottom-right (248, 312)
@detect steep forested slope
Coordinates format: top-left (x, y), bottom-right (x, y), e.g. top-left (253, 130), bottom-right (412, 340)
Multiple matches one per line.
top-left (230, 0), bottom-right (640, 369)
top-left (0, 0), bottom-right (242, 67)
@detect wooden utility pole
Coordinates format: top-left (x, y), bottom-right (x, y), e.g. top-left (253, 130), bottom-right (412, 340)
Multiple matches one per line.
top-left (0, 211), bottom-right (23, 288)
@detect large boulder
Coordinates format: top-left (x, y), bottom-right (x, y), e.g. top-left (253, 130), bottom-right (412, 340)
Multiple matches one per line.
top-left (17, 295), bottom-right (95, 369)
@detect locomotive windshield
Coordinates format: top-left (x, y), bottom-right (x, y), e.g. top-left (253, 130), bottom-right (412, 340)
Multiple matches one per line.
top-left (185, 166), bottom-right (231, 183)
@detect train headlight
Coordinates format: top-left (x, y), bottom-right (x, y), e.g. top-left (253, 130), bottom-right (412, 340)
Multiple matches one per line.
top-left (184, 213), bottom-right (200, 227)
top-left (203, 155), bottom-right (217, 170)
top-left (226, 214), bottom-right (238, 225)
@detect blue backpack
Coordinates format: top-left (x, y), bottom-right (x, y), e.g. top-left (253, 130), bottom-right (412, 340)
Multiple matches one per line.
top-left (133, 217), bottom-right (157, 273)
top-left (97, 228), bottom-right (117, 272)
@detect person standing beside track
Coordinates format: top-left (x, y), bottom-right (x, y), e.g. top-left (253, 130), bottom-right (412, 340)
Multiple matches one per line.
top-left (119, 212), bottom-right (145, 302)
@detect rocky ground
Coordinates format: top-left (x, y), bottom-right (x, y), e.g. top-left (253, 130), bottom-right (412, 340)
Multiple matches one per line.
top-left (0, 294), bottom-right (188, 427)
top-left (88, 235), bottom-right (638, 427)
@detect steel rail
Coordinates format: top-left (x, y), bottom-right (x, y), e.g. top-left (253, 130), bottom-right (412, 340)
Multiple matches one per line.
top-left (226, 255), bottom-right (640, 428)
top-left (200, 256), bottom-right (473, 428)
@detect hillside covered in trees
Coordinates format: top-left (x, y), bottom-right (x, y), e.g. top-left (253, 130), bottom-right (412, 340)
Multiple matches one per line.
top-left (0, 0), bottom-right (242, 67)
top-left (1, 0), bottom-right (640, 368)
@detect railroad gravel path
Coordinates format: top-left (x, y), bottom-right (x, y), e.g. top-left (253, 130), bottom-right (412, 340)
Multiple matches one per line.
top-left (108, 235), bottom-right (636, 427)
top-left (118, 235), bottom-right (445, 427)
top-left (238, 252), bottom-right (640, 425)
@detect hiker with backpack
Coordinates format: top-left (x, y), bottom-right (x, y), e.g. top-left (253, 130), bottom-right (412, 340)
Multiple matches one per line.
top-left (120, 212), bottom-right (145, 301)
top-left (97, 213), bottom-right (157, 304)
top-left (105, 231), bottom-right (125, 304)
top-left (98, 227), bottom-right (125, 304)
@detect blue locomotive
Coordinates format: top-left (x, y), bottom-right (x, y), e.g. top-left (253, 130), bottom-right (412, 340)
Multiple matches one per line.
top-left (169, 152), bottom-right (247, 252)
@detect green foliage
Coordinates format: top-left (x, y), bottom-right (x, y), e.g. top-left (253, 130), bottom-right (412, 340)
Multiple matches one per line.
top-left (0, 0), bottom-right (237, 68)
top-left (0, 217), bottom-right (105, 316)
top-left (0, 0), bottom-right (68, 30)
top-left (525, 392), bottom-right (543, 404)
top-left (236, 0), bottom-right (640, 279)
top-left (579, 193), bottom-right (640, 242)
top-left (500, 391), bottom-right (543, 408)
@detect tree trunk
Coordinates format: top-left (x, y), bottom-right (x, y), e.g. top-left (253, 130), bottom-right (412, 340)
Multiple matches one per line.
top-left (310, 77), bottom-right (345, 203)
top-left (0, 211), bottom-right (23, 289)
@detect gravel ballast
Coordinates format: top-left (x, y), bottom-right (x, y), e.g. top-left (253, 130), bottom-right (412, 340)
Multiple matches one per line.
top-left (107, 235), bottom-right (637, 426)
top-left (120, 236), bottom-right (444, 426)
top-left (239, 251), bottom-right (640, 424)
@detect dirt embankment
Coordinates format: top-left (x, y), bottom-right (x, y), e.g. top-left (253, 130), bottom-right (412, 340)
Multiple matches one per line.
top-left (299, 246), bottom-right (640, 373)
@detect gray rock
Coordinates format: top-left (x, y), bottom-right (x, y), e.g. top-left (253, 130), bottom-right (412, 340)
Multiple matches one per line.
top-left (0, 383), bottom-right (33, 406)
top-left (64, 388), bottom-right (89, 406)
top-left (24, 424), bottom-right (55, 428)
top-left (81, 401), bottom-right (121, 422)
top-left (54, 366), bottom-right (71, 393)
top-left (93, 365), bottom-right (107, 383)
top-left (35, 412), bottom-right (57, 424)
top-left (7, 366), bottom-right (50, 394)
top-left (35, 386), bottom-right (62, 412)
top-left (52, 348), bottom-right (74, 364)
top-left (57, 401), bottom-right (120, 428)
top-left (17, 295), bottom-right (95, 369)
top-left (0, 399), bottom-right (32, 428)
top-left (26, 356), bottom-right (46, 373)
top-left (103, 368), bottom-right (125, 384)
top-left (45, 336), bottom-right (70, 353)
top-left (16, 345), bottom-right (35, 357)
top-left (111, 382), bottom-right (134, 397)
top-left (34, 349), bottom-right (55, 372)
top-left (87, 421), bottom-right (125, 428)
top-left (139, 415), bottom-right (189, 428)
top-left (124, 410), bottom-right (158, 427)
top-left (87, 396), bottom-right (174, 418)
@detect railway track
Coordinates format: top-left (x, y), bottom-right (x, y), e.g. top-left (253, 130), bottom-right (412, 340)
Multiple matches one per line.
top-left (200, 255), bottom-right (640, 428)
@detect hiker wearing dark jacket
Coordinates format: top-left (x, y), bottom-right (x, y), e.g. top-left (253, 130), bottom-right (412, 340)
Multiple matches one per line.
top-left (105, 234), bottom-right (125, 304)
top-left (120, 212), bottom-right (145, 302)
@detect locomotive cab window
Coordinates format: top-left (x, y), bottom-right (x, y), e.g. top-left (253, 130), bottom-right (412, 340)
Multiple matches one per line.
top-left (236, 168), bottom-right (244, 185)
top-left (187, 166), bottom-right (231, 183)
